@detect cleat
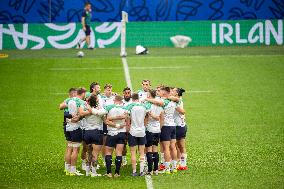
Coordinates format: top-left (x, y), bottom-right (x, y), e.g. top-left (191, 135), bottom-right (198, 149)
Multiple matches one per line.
top-left (105, 173), bottom-right (112, 178)
top-left (65, 172), bottom-right (70, 176)
top-left (131, 172), bottom-right (138, 177)
top-left (91, 173), bottom-right (102, 177)
top-left (114, 173), bottom-right (120, 178)
top-left (77, 42), bottom-right (81, 49)
top-left (75, 170), bottom-right (84, 176)
top-left (159, 164), bottom-right (165, 171)
top-left (177, 165), bottom-right (188, 171)
top-left (69, 173), bottom-right (76, 176)
top-left (88, 47), bottom-right (94, 50)
top-left (153, 170), bottom-right (159, 175)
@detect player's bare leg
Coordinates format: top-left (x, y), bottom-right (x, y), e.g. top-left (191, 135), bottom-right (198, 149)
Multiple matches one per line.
top-left (130, 146), bottom-right (137, 176)
top-left (170, 139), bottom-right (178, 172)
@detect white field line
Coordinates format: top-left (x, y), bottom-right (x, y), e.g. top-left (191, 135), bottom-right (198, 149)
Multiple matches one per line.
top-left (49, 66), bottom-right (191, 71)
top-left (121, 57), bottom-right (153, 189)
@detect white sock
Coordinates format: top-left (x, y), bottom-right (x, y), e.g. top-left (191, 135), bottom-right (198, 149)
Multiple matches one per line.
top-left (171, 160), bottom-right (177, 170)
top-left (181, 153), bottom-right (187, 166)
top-left (164, 162), bottom-right (170, 170)
top-left (65, 162), bottom-right (70, 170)
top-left (91, 165), bottom-right (97, 174)
top-left (70, 166), bottom-right (76, 173)
top-left (122, 156), bottom-right (126, 161)
top-left (160, 153), bottom-right (165, 164)
top-left (86, 165), bottom-right (90, 175)
top-left (140, 158), bottom-right (145, 173)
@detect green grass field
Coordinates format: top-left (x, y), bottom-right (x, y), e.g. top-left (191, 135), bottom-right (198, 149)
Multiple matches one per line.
top-left (0, 46), bottom-right (284, 189)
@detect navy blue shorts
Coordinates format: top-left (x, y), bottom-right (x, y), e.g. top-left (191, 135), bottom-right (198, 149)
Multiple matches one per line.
top-left (85, 25), bottom-right (91, 36)
top-left (105, 132), bottom-right (126, 148)
top-left (176, 126), bottom-right (187, 140)
top-left (69, 128), bottom-right (82, 143)
top-left (103, 123), bottom-right (108, 135)
top-left (83, 129), bottom-right (103, 145)
top-left (160, 126), bottom-right (176, 142)
top-left (145, 131), bottom-right (160, 147)
top-left (63, 125), bottom-right (71, 141)
top-left (128, 134), bottom-right (146, 147)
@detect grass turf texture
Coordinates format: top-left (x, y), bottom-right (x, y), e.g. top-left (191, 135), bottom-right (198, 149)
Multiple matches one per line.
top-left (0, 46), bottom-right (283, 189)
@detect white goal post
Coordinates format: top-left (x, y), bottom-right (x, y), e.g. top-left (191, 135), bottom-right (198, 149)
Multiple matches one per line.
top-left (120, 11), bottom-right (128, 57)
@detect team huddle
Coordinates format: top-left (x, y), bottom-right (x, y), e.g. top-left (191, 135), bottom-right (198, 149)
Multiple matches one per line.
top-left (59, 80), bottom-right (188, 177)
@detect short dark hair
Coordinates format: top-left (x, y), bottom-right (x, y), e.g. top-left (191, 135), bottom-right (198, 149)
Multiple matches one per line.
top-left (90, 82), bottom-right (99, 93)
top-left (123, 87), bottom-right (131, 92)
top-left (104, 84), bottom-right (112, 89)
top-left (149, 89), bottom-right (156, 98)
top-left (77, 87), bottom-right (87, 95)
top-left (88, 94), bottom-right (98, 107)
top-left (161, 86), bottom-right (170, 93)
top-left (69, 87), bottom-right (77, 93)
top-left (132, 93), bottom-right (139, 100)
top-left (114, 95), bottom-right (123, 102)
top-left (177, 88), bottom-right (186, 97)
top-left (142, 79), bottom-right (151, 85)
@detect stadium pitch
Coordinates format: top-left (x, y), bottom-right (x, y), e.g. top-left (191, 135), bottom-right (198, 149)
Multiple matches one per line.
top-left (0, 46), bottom-right (284, 189)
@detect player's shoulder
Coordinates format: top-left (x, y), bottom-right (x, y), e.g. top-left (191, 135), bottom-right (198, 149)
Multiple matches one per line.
top-left (104, 104), bottom-right (116, 112)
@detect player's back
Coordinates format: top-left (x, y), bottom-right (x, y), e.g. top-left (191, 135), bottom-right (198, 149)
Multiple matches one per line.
top-left (129, 103), bottom-right (147, 137)
top-left (107, 105), bottom-right (126, 135)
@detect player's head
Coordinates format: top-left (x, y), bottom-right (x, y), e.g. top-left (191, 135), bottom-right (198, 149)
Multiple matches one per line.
top-left (77, 87), bottom-right (87, 100)
top-left (156, 84), bottom-right (164, 97)
top-left (160, 86), bottom-right (170, 97)
top-left (90, 82), bottom-right (100, 94)
top-left (88, 94), bottom-right (98, 108)
top-left (132, 93), bottom-right (139, 102)
top-left (170, 87), bottom-right (175, 96)
top-left (123, 87), bottom-right (131, 101)
top-left (104, 84), bottom-right (112, 96)
top-left (141, 79), bottom-right (151, 92)
top-left (114, 95), bottom-right (123, 105)
top-left (177, 88), bottom-right (185, 97)
top-left (68, 87), bottom-right (77, 97)
top-left (148, 89), bottom-right (156, 99)
top-left (84, 2), bottom-right (91, 11)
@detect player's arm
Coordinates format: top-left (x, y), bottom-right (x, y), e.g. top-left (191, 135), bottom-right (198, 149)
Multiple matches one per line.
top-left (167, 96), bottom-right (180, 102)
top-left (148, 112), bottom-right (160, 121)
top-left (59, 101), bottom-right (67, 110)
top-left (144, 113), bottom-right (149, 126)
top-left (105, 118), bottom-right (126, 129)
top-left (159, 111), bottom-right (164, 128)
top-left (91, 108), bottom-right (108, 116)
top-left (107, 112), bottom-right (128, 121)
top-left (78, 106), bottom-right (91, 117)
top-left (145, 98), bottom-right (164, 106)
top-left (81, 15), bottom-right (86, 31)
top-left (176, 106), bottom-right (185, 115)
top-left (126, 117), bottom-right (131, 132)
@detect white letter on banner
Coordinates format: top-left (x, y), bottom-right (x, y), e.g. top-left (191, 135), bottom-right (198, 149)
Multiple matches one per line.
top-left (265, 20), bottom-right (283, 45)
top-left (248, 22), bottom-right (264, 44)
top-left (45, 23), bottom-right (95, 49)
top-left (95, 22), bottom-right (121, 48)
top-left (212, 23), bottom-right (217, 44)
top-left (235, 23), bottom-right (247, 44)
top-left (219, 23), bottom-right (233, 44)
top-left (0, 24), bottom-right (45, 50)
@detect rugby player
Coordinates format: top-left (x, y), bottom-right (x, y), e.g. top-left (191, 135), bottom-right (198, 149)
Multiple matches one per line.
top-left (59, 88), bottom-right (77, 174)
top-left (65, 87), bottom-right (86, 176)
top-left (104, 95), bottom-right (128, 178)
top-left (145, 89), bottom-right (164, 175)
top-left (137, 80), bottom-right (151, 102)
top-left (77, 2), bottom-right (93, 49)
top-left (122, 87), bottom-right (132, 166)
top-left (173, 88), bottom-right (188, 170)
top-left (126, 93), bottom-right (148, 176)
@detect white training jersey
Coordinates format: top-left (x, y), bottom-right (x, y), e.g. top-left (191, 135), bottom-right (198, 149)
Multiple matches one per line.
top-left (163, 99), bottom-right (177, 126)
top-left (146, 103), bottom-right (163, 133)
top-left (79, 100), bottom-right (89, 130)
top-left (137, 89), bottom-right (148, 103)
top-left (174, 99), bottom-right (186, 127)
top-left (97, 94), bottom-right (105, 109)
top-left (106, 105), bottom-right (127, 136)
top-left (126, 102), bottom-right (148, 137)
top-left (65, 99), bottom-right (80, 131)
top-left (101, 95), bottom-right (115, 108)
top-left (84, 108), bottom-right (108, 130)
